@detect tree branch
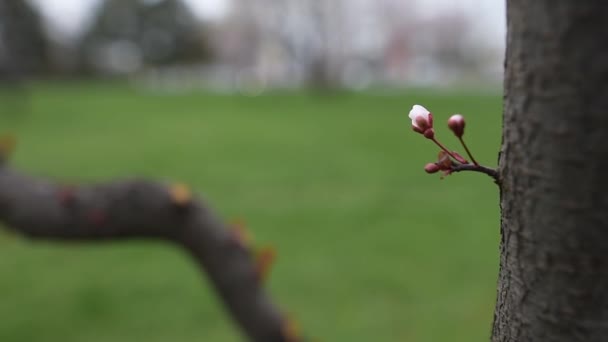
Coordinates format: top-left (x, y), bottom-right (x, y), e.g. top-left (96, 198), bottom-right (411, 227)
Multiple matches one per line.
top-left (450, 163), bottom-right (500, 184)
top-left (0, 164), bottom-right (292, 342)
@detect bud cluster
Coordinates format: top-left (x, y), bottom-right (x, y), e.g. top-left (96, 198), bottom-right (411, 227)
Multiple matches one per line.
top-left (408, 104), bottom-right (483, 178)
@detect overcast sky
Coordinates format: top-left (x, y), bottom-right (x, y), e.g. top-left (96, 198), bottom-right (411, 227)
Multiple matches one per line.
top-left (29, 0), bottom-right (505, 49)
top-left (417, 0), bottom-right (505, 48)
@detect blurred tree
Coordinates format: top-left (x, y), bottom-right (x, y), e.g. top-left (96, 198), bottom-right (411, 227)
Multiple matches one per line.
top-left (0, 0), bottom-right (49, 79)
top-left (427, 14), bottom-right (480, 74)
top-left (223, 0), bottom-right (368, 89)
top-left (79, 0), bottom-right (212, 75)
top-left (0, 0), bottom-right (48, 121)
top-left (494, 1), bottom-right (608, 341)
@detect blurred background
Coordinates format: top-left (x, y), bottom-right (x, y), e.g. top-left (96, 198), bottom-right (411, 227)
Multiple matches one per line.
top-left (0, 0), bottom-right (504, 341)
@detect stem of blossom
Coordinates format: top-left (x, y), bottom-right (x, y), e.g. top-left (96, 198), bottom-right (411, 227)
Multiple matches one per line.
top-left (431, 138), bottom-right (461, 162)
top-left (458, 137), bottom-right (479, 166)
top-left (450, 163), bottom-right (499, 184)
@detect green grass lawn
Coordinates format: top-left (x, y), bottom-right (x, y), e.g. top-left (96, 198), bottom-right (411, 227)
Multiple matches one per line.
top-left (0, 82), bottom-right (502, 342)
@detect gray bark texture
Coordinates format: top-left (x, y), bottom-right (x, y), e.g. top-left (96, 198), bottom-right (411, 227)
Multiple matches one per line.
top-left (0, 163), bottom-right (291, 342)
top-left (494, 1), bottom-right (608, 341)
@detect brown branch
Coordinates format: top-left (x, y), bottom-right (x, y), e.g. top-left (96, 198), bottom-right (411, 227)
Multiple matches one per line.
top-left (0, 164), bottom-right (292, 342)
top-left (450, 163), bottom-right (500, 184)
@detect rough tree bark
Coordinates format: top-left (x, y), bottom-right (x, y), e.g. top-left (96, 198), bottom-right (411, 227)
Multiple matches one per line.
top-left (494, 1), bottom-right (608, 341)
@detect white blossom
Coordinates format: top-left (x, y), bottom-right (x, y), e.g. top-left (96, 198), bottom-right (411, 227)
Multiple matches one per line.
top-left (409, 105), bottom-right (431, 130)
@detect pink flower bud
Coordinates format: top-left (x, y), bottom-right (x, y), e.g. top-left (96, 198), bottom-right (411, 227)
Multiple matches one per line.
top-left (409, 105), bottom-right (432, 134)
top-left (451, 151), bottom-right (468, 164)
top-left (423, 128), bottom-right (435, 139)
top-left (424, 163), bottom-right (440, 174)
top-left (437, 151), bottom-right (452, 169)
top-left (412, 125), bottom-right (425, 134)
top-left (448, 114), bottom-right (465, 138)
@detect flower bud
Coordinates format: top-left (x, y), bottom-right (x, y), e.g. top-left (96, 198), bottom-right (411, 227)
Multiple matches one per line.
top-left (424, 163), bottom-right (440, 174)
top-left (415, 115), bottom-right (430, 132)
top-left (423, 128), bottom-right (435, 139)
top-left (437, 151), bottom-right (452, 169)
top-left (448, 114), bottom-right (465, 138)
top-left (409, 105), bottom-right (433, 135)
top-left (451, 151), bottom-right (468, 164)
top-left (411, 125), bottom-right (424, 134)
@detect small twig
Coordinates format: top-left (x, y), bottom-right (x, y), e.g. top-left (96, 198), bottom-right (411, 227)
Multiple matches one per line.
top-left (431, 137), bottom-right (461, 162)
top-left (458, 137), bottom-right (478, 166)
top-left (450, 163), bottom-right (499, 184)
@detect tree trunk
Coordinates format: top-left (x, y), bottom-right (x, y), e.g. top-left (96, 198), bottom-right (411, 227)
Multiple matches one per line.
top-left (494, 1), bottom-right (608, 341)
